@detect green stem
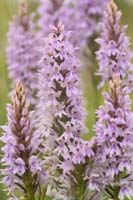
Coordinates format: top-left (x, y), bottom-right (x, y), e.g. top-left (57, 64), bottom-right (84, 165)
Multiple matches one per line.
top-left (113, 191), bottom-right (120, 200)
top-left (23, 170), bottom-right (35, 200)
top-left (113, 195), bottom-right (120, 200)
top-left (72, 164), bottom-right (87, 200)
top-left (26, 185), bottom-right (35, 200)
top-left (38, 184), bottom-right (41, 200)
top-left (41, 186), bottom-right (47, 200)
top-left (114, 198), bottom-right (120, 200)
top-left (76, 184), bottom-right (86, 200)
top-left (113, 183), bottom-right (120, 200)
top-left (105, 185), bottom-right (120, 200)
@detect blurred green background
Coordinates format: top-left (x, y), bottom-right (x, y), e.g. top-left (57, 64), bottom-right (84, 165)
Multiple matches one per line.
top-left (0, 0), bottom-right (133, 199)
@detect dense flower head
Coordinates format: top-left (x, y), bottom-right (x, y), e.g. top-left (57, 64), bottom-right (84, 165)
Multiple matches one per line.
top-left (0, 83), bottom-right (47, 199)
top-left (38, 22), bottom-right (86, 142)
top-left (37, 23), bottom-right (94, 199)
top-left (96, 0), bottom-right (133, 88)
top-left (88, 74), bottom-right (133, 200)
top-left (7, 0), bottom-right (40, 107)
top-left (38, 0), bottom-right (107, 49)
top-left (38, 0), bottom-right (63, 36)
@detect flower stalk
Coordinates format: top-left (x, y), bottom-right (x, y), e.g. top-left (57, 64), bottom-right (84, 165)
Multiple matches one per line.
top-left (1, 83), bottom-right (47, 200)
top-left (7, 0), bottom-right (39, 108)
top-left (96, 0), bottom-right (133, 88)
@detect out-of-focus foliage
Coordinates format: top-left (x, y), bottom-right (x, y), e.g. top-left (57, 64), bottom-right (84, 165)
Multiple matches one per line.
top-left (0, 0), bottom-right (133, 199)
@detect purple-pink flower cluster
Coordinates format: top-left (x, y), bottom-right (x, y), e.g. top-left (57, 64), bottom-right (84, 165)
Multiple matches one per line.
top-left (96, 0), bottom-right (133, 88)
top-left (7, 0), bottom-right (40, 107)
top-left (89, 75), bottom-right (133, 199)
top-left (1, 0), bottom-right (133, 199)
top-left (38, 0), bottom-right (107, 49)
top-left (38, 23), bottom-right (94, 199)
top-left (38, 22), bottom-right (86, 143)
top-left (1, 83), bottom-right (47, 199)
top-left (38, 0), bottom-right (63, 36)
